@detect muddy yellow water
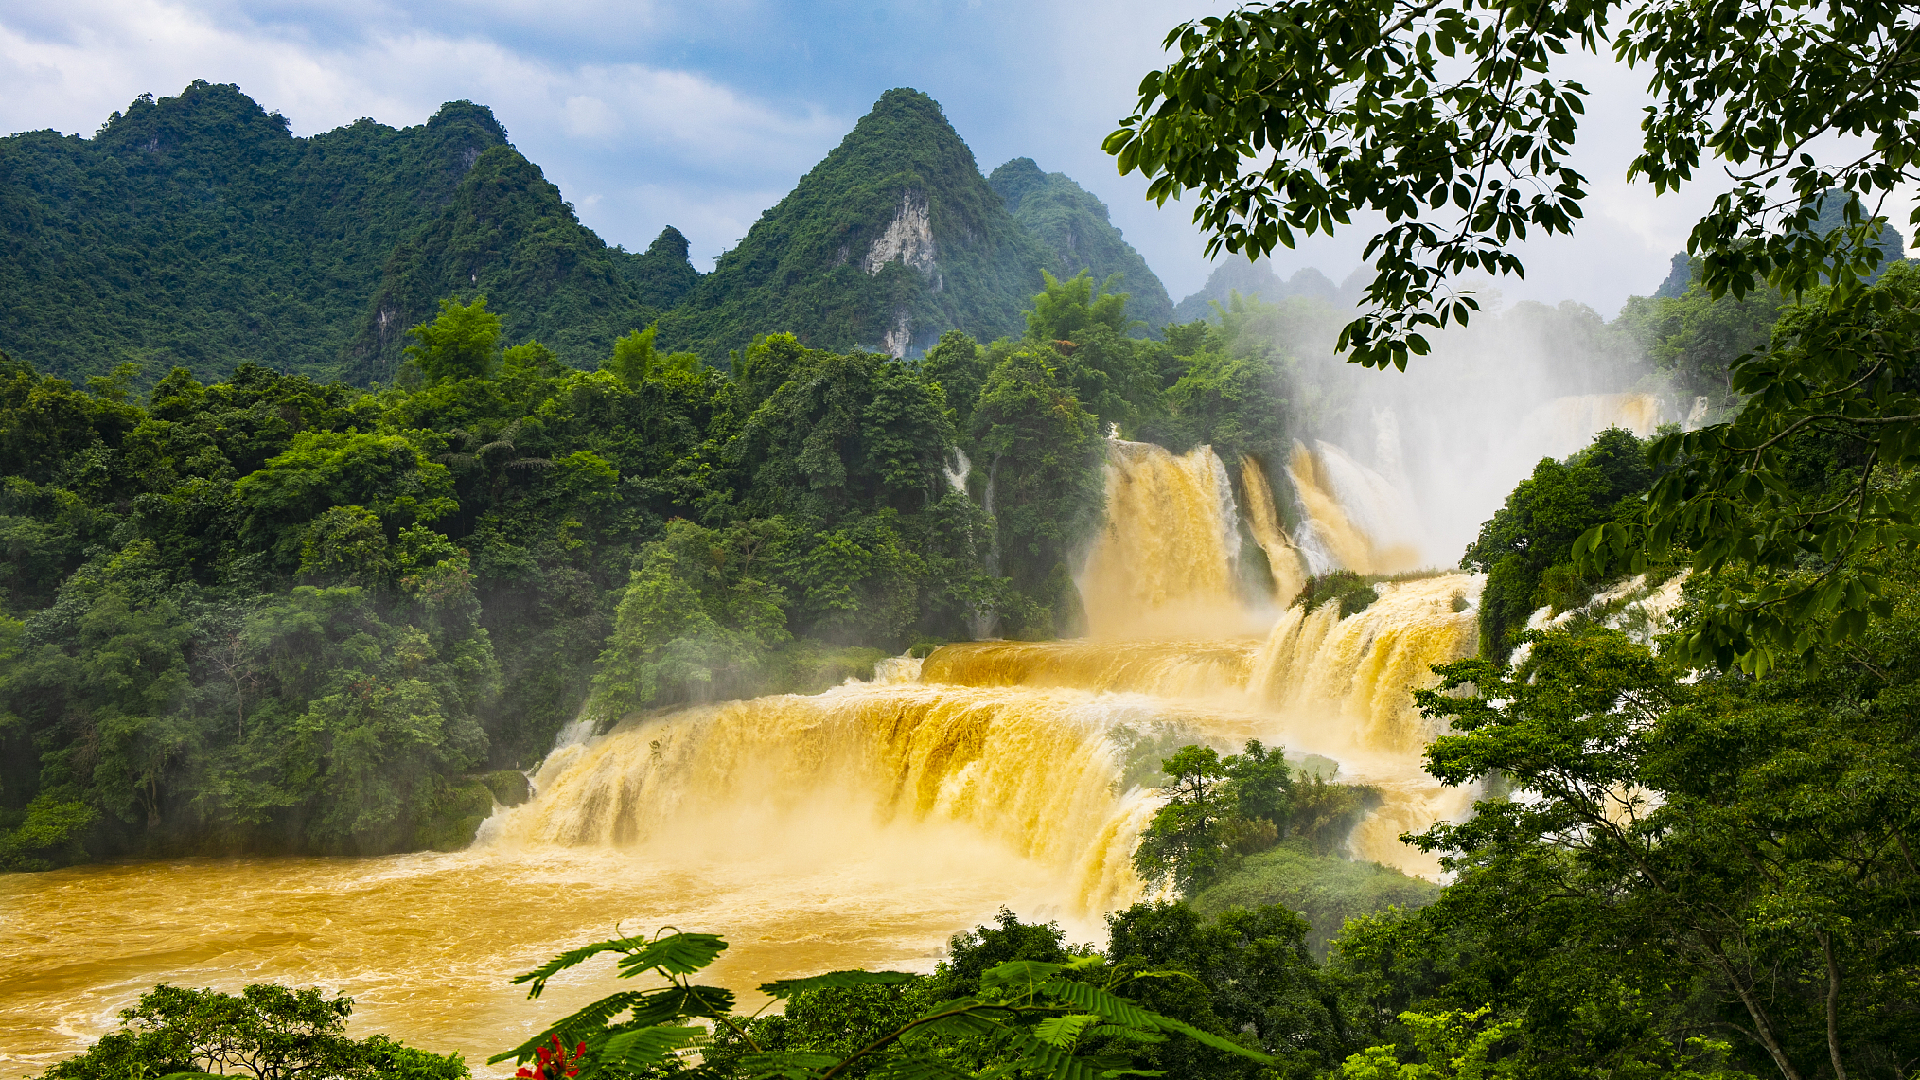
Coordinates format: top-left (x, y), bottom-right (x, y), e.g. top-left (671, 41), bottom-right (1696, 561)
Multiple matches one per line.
top-left (0, 842), bottom-right (1078, 1077)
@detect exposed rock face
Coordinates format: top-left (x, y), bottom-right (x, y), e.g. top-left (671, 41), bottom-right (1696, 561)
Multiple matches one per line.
top-left (880, 307), bottom-right (913, 358)
top-left (865, 191), bottom-right (937, 276)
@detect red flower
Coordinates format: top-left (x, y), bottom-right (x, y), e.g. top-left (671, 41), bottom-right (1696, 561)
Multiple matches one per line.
top-left (515, 1035), bottom-right (585, 1079)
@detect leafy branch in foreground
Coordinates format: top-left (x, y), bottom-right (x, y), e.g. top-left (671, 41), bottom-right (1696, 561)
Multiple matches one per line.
top-left (1108, 0), bottom-right (1920, 373)
top-left (493, 928), bottom-right (1272, 1080)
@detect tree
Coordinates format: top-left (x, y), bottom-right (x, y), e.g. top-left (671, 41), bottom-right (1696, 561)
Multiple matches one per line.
top-left (601, 325), bottom-right (700, 388)
top-left (1133, 745), bottom-right (1231, 892)
top-left (404, 297), bottom-right (502, 383)
top-left (920, 330), bottom-right (990, 433)
top-left (1384, 617), bottom-right (1920, 1080)
top-left (1462, 428), bottom-right (1655, 659)
top-left (591, 519), bottom-right (792, 714)
top-left (970, 347), bottom-right (1103, 628)
top-left (1110, 0), bottom-right (1920, 669)
top-left (1615, 282), bottom-right (1786, 411)
top-left (1135, 741), bottom-right (1328, 892)
top-left (42, 983), bottom-right (468, 1079)
top-left (1022, 271), bottom-right (1163, 434)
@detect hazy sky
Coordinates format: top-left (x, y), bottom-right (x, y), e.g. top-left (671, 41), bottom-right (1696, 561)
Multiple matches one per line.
top-left (0, 0), bottom-right (1849, 313)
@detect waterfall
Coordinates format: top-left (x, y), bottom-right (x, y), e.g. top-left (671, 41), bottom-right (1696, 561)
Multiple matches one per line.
top-left (943, 447), bottom-right (972, 493)
top-left (481, 432), bottom-right (1504, 899)
top-left (1239, 456), bottom-right (1306, 607)
top-left (1509, 392), bottom-right (1666, 466)
top-left (1076, 440), bottom-right (1250, 639)
top-left (1285, 441), bottom-right (1425, 574)
top-left (483, 681), bottom-right (1217, 913)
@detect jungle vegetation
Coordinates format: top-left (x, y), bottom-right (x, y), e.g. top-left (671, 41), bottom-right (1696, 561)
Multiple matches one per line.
top-left (1085, 0), bottom-right (1920, 1073)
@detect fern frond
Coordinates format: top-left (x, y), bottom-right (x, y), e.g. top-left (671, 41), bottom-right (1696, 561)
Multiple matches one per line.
top-left (758, 970), bottom-right (917, 999)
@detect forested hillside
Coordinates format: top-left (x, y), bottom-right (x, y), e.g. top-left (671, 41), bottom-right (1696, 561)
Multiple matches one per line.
top-left (0, 82), bottom-right (511, 382)
top-left (987, 157), bottom-right (1174, 333)
top-left (343, 149), bottom-right (699, 384)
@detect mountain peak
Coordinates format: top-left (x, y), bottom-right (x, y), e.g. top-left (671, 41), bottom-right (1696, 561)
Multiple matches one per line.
top-left (658, 88), bottom-right (1052, 360)
top-left (647, 226), bottom-right (692, 261)
top-left (426, 100), bottom-right (510, 145)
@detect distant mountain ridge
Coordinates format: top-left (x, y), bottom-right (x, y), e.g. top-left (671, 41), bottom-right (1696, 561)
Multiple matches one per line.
top-left (1172, 259), bottom-right (1364, 322)
top-left (1, 83), bottom-right (1173, 381)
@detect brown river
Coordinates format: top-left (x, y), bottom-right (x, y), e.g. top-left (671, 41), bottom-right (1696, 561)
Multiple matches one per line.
top-left (0, 839), bottom-right (1072, 1077)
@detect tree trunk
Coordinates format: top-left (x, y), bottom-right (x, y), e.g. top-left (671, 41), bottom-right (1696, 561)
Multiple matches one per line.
top-left (1819, 930), bottom-right (1848, 1080)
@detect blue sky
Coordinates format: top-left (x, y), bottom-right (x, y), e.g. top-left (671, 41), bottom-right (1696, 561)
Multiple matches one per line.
top-left (0, 0), bottom-right (1820, 312)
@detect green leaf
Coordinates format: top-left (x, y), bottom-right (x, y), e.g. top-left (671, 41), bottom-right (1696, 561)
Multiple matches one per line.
top-left (994, 1028), bottom-right (1111, 1080)
top-left (1038, 980), bottom-right (1271, 1064)
top-left (490, 991), bottom-right (652, 1063)
top-left (612, 933), bottom-right (731, 978)
top-left (908, 998), bottom-right (1009, 1039)
top-left (980, 960), bottom-right (1065, 996)
top-left (1034, 1013), bottom-right (1103, 1047)
top-left (488, 984), bottom-right (736, 1064)
top-left (597, 1025), bottom-right (707, 1071)
top-left (511, 935), bottom-right (653, 997)
top-left (757, 969), bottom-right (917, 999)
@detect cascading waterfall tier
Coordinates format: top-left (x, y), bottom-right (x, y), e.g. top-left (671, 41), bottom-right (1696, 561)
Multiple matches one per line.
top-left (1285, 441), bottom-right (1425, 575)
top-left (1249, 574), bottom-right (1480, 756)
top-left (923, 639), bottom-right (1262, 700)
top-left (1077, 440), bottom-right (1254, 638)
top-left (1239, 456), bottom-right (1307, 607)
top-left (1513, 393), bottom-right (1664, 463)
top-left (484, 681), bottom-right (1270, 914)
top-left (1245, 574), bottom-right (1483, 874)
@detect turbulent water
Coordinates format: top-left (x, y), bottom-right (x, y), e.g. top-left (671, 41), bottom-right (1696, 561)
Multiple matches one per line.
top-left (3, 399), bottom-right (1656, 1076)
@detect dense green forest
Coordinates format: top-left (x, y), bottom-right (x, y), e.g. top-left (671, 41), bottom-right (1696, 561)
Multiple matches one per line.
top-left (0, 82), bottom-right (693, 384)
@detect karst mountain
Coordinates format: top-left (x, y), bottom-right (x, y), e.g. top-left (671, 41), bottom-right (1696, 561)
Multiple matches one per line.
top-left (0, 82), bottom-right (1174, 381)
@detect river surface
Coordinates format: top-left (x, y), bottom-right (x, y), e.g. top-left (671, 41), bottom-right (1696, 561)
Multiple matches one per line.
top-left (0, 843), bottom-right (1075, 1077)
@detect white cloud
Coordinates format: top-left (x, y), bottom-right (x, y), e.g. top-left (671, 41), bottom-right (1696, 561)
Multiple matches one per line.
top-left (562, 94), bottom-right (620, 138)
